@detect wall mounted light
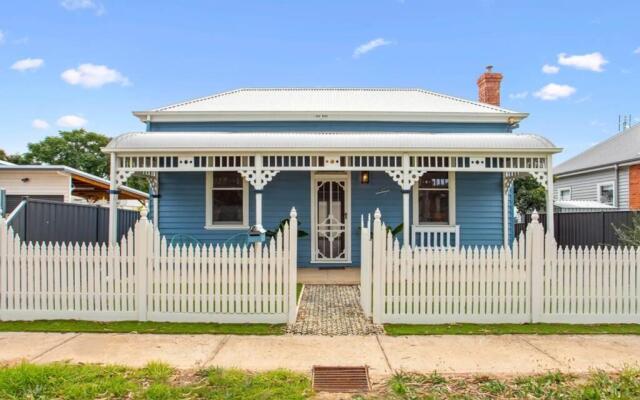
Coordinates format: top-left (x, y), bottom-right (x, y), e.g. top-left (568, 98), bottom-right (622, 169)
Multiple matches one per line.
top-left (360, 171), bottom-right (370, 184)
top-left (21, 177), bottom-right (30, 183)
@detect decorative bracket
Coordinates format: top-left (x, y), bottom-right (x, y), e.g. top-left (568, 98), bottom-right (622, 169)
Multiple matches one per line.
top-left (530, 171), bottom-right (548, 189)
top-left (239, 169), bottom-right (280, 190)
top-left (385, 168), bottom-right (426, 191)
top-left (503, 172), bottom-right (528, 194)
top-left (115, 169), bottom-right (135, 187)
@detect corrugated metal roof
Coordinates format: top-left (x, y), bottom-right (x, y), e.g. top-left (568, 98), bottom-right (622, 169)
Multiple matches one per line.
top-left (105, 132), bottom-right (558, 152)
top-left (554, 200), bottom-right (615, 209)
top-left (555, 124), bottom-right (640, 175)
top-left (149, 88), bottom-right (521, 114)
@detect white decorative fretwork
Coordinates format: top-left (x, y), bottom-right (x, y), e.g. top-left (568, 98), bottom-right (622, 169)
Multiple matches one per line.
top-left (239, 169), bottom-right (280, 190)
top-left (530, 171), bottom-right (548, 189)
top-left (115, 169), bottom-right (135, 187)
top-left (385, 168), bottom-right (426, 191)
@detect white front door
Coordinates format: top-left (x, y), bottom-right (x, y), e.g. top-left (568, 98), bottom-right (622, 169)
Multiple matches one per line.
top-left (311, 172), bottom-right (351, 263)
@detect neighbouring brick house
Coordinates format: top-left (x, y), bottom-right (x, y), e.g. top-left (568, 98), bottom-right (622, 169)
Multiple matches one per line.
top-left (554, 123), bottom-right (640, 211)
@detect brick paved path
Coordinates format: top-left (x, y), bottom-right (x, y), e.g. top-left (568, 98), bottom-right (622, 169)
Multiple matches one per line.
top-left (287, 284), bottom-right (384, 335)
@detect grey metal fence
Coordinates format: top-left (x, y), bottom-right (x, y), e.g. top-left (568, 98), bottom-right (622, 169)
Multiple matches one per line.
top-left (515, 211), bottom-right (638, 247)
top-left (6, 198), bottom-right (139, 244)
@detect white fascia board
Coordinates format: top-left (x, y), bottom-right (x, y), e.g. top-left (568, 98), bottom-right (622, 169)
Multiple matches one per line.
top-left (132, 111), bottom-right (528, 124)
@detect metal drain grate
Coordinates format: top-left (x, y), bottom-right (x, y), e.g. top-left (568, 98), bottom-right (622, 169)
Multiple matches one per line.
top-left (312, 366), bottom-right (371, 393)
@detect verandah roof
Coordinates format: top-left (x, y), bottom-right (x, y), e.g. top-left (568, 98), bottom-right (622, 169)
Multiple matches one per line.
top-left (105, 132), bottom-right (559, 153)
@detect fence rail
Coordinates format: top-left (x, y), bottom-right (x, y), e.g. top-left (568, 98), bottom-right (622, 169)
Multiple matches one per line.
top-left (362, 210), bottom-right (640, 324)
top-left (0, 208), bottom-right (299, 324)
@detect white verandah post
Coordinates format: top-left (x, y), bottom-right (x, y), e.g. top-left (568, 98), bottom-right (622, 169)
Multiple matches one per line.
top-left (108, 152), bottom-right (119, 244)
top-left (287, 207), bottom-right (298, 324)
top-left (255, 155), bottom-right (263, 227)
top-left (545, 155), bottom-right (554, 238)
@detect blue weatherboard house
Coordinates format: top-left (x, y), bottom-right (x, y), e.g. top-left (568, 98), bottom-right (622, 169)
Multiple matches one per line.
top-left (105, 67), bottom-right (559, 268)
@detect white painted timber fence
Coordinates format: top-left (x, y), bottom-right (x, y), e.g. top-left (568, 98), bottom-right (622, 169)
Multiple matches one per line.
top-left (0, 208), bottom-right (298, 324)
top-left (361, 209), bottom-right (640, 324)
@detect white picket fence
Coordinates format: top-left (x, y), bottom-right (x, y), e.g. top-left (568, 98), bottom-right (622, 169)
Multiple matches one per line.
top-left (0, 208), bottom-right (298, 324)
top-left (361, 210), bottom-right (640, 324)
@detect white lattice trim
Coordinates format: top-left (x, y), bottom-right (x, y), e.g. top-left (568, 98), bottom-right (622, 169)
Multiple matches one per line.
top-left (239, 169), bottom-right (280, 190)
top-left (385, 168), bottom-right (426, 191)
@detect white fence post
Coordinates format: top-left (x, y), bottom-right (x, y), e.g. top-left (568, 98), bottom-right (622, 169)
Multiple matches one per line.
top-left (0, 217), bottom-right (6, 321)
top-left (371, 209), bottom-right (383, 324)
top-left (287, 207), bottom-right (298, 324)
top-left (527, 210), bottom-right (545, 322)
top-left (134, 209), bottom-right (151, 321)
top-left (360, 214), bottom-right (372, 317)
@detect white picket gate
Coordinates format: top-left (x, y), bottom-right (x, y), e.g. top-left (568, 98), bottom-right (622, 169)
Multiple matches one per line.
top-left (362, 209), bottom-right (640, 324)
top-left (0, 208), bottom-right (298, 324)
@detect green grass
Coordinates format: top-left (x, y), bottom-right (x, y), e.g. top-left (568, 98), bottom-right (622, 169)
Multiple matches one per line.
top-left (0, 362), bottom-right (312, 400)
top-left (385, 323), bottom-right (640, 335)
top-left (0, 320), bottom-right (285, 335)
top-left (297, 283), bottom-right (304, 303)
top-left (373, 369), bottom-right (640, 399)
top-left (1, 363), bottom-right (639, 400)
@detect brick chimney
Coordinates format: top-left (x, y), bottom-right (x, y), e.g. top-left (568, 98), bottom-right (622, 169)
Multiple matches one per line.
top-left (477, 65), bottom-right (503, 106)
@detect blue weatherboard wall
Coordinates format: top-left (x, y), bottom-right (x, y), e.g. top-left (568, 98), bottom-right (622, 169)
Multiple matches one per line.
top-left (148, 121), bottom-right (512, 133)
top-left (455, 172), bottom-right (505, 247)
top-left (158, 170), bottom-right (508, 266)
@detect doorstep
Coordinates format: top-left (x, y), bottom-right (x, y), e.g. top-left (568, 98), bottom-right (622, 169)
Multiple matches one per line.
top-left (298, 267), bottom-right (360, 284)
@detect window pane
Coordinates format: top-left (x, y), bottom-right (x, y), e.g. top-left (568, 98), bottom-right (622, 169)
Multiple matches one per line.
top-left (599, 185), bottom-right (614, 205)
top-left (418, 190), bottom-right (449, 223)
top-left (212, 190), bottom-right (243, 223)
top-left (559, 189), bottom-right (571, 201)
top-left (419, 172), bottom-right (449, 189)
top-left (213, 171), bottom-right (243, 188)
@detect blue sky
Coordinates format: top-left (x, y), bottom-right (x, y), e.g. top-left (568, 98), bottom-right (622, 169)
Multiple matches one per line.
top-left (0, 0), bottom-right (638, 163)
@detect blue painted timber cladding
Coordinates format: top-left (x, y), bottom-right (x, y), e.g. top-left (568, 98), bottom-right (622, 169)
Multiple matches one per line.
top-left (455, 172), bottom-right (504, 247)
top-left (148, 121), bottom-right (512, 133)
top-left (158, 170), bottom-right (508, 265)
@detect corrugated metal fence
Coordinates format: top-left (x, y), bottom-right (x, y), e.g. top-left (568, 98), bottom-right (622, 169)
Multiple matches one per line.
top-left (6, 198), bottom-right (139, 244)
top-left (515, 211), bottom-right (637, 247)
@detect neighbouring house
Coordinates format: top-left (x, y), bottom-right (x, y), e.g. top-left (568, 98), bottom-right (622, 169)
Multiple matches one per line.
top-left (104, 67), bottom-right (559, 268)
top-left (554, 123), bottom-right (640, 212)
top-left (0, 163), bottom-right (148, 215)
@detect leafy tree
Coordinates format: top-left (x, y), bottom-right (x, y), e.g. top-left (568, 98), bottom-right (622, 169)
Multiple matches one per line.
top-left (0, 149), bottom-right (27, 164)
top-left (514, 175), bottom-right (547, 215)
top-left (21, 130), bottom-right (111, 178)
top-left (613, 213), bottom-right (640, 247)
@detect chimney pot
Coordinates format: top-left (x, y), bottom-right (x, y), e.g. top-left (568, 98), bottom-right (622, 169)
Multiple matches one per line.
top-left (477, 66), bottom-right (503, 106)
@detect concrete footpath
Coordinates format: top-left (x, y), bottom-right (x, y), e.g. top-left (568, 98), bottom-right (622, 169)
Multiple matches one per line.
top-left (1, 333), bottom-right (639, 379)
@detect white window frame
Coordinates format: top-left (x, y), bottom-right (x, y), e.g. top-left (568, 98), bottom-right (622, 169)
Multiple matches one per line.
top-left (412, 171), bottom-right (456, 226)
top-left (596, 181), bottom-right (615, 206)
top-left (557, 187), bottom-right (572, 201)
top-left (205, 171), bottom-right (249, 230)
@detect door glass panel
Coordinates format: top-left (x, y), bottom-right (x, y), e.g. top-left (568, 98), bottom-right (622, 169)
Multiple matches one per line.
top-left (316, 179), bottom-right (347, 261)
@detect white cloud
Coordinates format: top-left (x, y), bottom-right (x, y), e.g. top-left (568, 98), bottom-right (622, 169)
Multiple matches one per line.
top-left (509, 91), bottom-right (528, 100)
top-left (634, 47), bottom-right (640, 55)
top-left (533, 83), bottom-right (576, 101)
top-left (557, 52), bottom-right (608, 72)
top-left (32, 119), bottom-right (50, 130)
top-left (60, 0), bottom-right (105, 14)
top-left (542, 64), bottom-right (559, 74)
top-left (353, 38), bottom-right (392, 58)
top-left (57, 115), bottom-right (87, 128)
top-left (61, 63), bottom-right (130, 88)
top-left (11, 58), bottom-right (44, 71)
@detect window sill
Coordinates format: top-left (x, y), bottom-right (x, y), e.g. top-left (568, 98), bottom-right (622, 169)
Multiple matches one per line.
top-left (204, 225), bottom-right (249, 231)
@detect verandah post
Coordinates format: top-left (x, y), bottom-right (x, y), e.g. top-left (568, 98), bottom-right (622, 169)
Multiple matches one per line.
top-left (287, 207), bottom-right (298, 324)
top-left (135, 208), bottom-right (151, 321)
top-left (108, 152), bottom-right (119, 244)
top-left (527, 210), bottom-right (544, 322)
top-left (372, 208), bottom-right (383, 323)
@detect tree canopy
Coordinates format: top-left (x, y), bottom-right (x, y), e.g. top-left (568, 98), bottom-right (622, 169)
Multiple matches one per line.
top-left (513, 175), bottom-right (547, 215)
